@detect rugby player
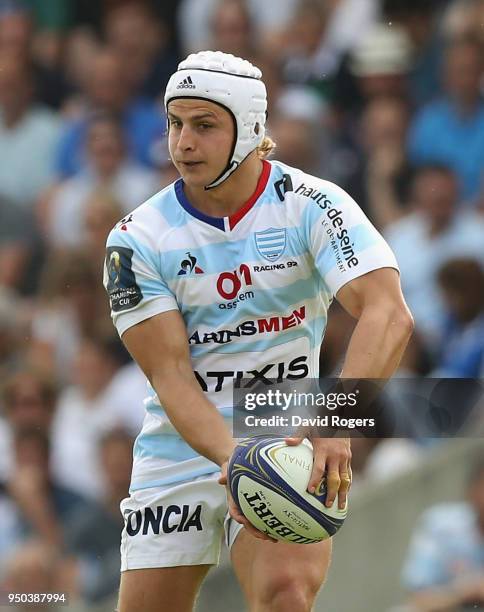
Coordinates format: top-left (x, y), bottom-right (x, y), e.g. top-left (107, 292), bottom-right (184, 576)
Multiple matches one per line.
top-left (104, 51), bottom-right (413, 612)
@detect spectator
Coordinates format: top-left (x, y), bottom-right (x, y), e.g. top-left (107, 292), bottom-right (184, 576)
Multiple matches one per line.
top-left (83, 190), bottom-right (124, 266)
top-left (61, 26), bottom-right (101, 117)
top-left (0, 370), bottom-right (57, 482)
top-left (22, 0), bottom-right (75, 33)
top-left (402, 453), bottom-right (484, 611)
top-left (0, 0), bottom-right (72, 109)
top-left (279, 0), bottom-right (331, 86)
top-left (282, 0), bottom-right (379, 85)
top-left (103, 1), bottom-right (178, 99)
top-left (443, 0), bottom-right (484, 44)
top-left (408, 35), bottom-right (484, 204)
top-left (0, 54), bottom-right (61, 210)
top-left (382, 0), bottom-right (444, 107)
top-left (28, 250), bottom-right (111, 383)
top-left (55, 48), bottom-right (166, 177)
top-left (269, 86), bottom-right (328, 174)
top-left (385, 164), bottom-right (484, 347)
top-left (348, 23), bottom-right (414, 104)
top-left (50, 333), bottom-right (144, 499)
top-left (330, 26), bottom-right (413, 206)
top-left (44, 111), bottom-right (160, 250)
top-left (1, 428), bottom-right (91, 552)
top-left (434, 258), bottom-right (484, 377)
top-left (354, 96), bottom-right (413, 226)
top-left (209, 0), bottom-right (258, 63)
top-left (0, 196), bottom-right (35, 291)
top-left (64, 428), bottom-right (133, 604)
top-left (177, 0), bottom-right (298, 56)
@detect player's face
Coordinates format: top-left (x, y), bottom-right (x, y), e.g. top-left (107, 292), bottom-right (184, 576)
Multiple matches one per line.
top-left (167, 99), bottom-right (235, 188)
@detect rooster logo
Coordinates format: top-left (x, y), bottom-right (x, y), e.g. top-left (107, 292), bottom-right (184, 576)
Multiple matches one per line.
top-left (178, 252), bottom-right (204, 275)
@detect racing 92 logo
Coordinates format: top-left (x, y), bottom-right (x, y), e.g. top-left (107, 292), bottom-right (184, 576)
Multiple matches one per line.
top-left (216, 264), bottom-right (254, 308)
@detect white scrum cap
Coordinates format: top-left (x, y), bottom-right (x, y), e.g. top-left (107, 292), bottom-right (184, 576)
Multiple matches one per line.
top-left (164, 50), bottom-right (267, 189)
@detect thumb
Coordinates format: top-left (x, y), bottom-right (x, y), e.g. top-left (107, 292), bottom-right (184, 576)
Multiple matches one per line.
top-left (285, 436), bottom-right (304, 446)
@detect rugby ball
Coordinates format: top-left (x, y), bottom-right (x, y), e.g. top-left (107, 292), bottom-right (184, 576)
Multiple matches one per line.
top-left (228, 436), bottom-right (348, 543)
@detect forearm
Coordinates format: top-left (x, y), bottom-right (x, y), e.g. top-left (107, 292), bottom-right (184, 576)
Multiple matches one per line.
top-left (341, 305), bottom-right (412, 379)
top-left (152, 367), bottom-right (236, 466)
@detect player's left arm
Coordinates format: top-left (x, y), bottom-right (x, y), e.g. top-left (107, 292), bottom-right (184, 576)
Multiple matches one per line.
top-left (337, 267), bottom-right (414, 378)
top-left (288, 179), bottom-right (413, 510)
top-left (288, 268), bottom-right (413, 509)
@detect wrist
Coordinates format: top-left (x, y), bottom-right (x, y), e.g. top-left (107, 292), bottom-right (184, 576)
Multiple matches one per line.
top-left (213, 442), bottom-right (237, 467)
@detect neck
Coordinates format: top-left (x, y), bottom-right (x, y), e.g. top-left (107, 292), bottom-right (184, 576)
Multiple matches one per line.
top-left (184, 155), bottom-right (264, 217)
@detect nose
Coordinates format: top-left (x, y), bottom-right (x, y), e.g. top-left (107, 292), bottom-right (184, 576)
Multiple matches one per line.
top-left (177, 124), bottom-right (195, 152)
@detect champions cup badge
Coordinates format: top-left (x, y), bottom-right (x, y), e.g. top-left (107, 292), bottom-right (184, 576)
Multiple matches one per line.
top-left (255, 228), bottom-right (287, 262)
top-left (108, 251), bottom-right (122, 285)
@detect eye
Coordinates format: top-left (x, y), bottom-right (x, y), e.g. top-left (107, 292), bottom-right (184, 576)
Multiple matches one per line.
top-left (170, 119), bottom-right (182, 128)
top-left (199, 123), bottom-right (213, 130)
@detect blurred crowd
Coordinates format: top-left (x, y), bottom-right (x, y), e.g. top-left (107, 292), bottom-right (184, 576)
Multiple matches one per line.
top-left (0, 0), bottom-right (483, 608)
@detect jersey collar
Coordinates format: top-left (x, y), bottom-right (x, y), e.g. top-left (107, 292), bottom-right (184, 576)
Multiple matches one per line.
top-left (174, 160), bottom-right (271, 231)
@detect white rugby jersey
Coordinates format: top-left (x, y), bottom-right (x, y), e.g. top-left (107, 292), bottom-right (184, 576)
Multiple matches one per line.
top-left (104, 160), bottom-right (398, 492)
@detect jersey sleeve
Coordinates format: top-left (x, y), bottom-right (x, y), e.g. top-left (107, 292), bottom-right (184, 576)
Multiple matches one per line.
top-left (300, 179), bottom-right (399, 295)
top-left (103, 224), bottom-right (178, 337)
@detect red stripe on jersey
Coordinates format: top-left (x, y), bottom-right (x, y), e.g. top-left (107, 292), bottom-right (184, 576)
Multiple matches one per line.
top-left (229, 160), bottom-right (271, 230)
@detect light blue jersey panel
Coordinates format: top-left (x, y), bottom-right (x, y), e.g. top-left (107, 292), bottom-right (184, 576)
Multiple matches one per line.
top-left (103, 160), bottom-right (398, 491)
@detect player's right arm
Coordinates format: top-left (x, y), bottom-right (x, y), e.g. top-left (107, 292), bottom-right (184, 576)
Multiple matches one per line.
top-left (103, 216), bottom-right (235, 467)
top-left (124, 312), bottom-right (275, 541)
top-left (121, 309), bottom-right (235, 467)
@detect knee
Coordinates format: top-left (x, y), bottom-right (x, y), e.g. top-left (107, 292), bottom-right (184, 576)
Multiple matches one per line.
top-left (254, 572), bottom-right (321, 612)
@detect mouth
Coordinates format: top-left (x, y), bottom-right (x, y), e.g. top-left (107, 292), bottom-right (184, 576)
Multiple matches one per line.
top-left (179, 161), bottom-right (203, 168)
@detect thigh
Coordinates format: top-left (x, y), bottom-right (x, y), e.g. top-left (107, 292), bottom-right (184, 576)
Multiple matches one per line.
top-left (118, 565), bottom-right (211, 612)
top-left (231, 528), bottom-right (332, 608)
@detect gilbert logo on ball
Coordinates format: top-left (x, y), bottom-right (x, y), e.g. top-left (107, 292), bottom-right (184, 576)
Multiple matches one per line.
top-left (228, 436), bottom-right (348, 543)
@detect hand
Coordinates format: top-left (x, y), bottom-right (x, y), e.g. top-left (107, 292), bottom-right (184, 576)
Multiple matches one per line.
top-left (218, 461), bottom-right (278, 543)
top-left (285, 436), bottom-right (352, 510)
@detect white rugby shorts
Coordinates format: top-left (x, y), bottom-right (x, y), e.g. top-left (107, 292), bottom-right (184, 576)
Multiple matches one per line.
top-left (120, 472), bottom-right (244, 570)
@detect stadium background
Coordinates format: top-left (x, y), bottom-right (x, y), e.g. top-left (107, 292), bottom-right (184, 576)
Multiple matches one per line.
top-left (0, 0), bottom-right (483, 610)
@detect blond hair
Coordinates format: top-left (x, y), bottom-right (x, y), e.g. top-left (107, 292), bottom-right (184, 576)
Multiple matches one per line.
top-left (257, 135), bottom-right (276, 159)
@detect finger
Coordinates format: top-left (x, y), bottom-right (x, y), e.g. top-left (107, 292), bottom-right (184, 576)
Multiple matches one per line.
top-left (227, 496), bottom-right (253, 525)
top-left (337, 473), bottom-right (351, 510)
top-left (325, 462), bottom-right (341, 508)
top-left (232, 510), bottom-right (278, 542)
top-left (227, 498), bottom-right (278, 543)
top-left (337, 457), bottom-right (352, 509)
top-left (218, 473), bottom-right (227, 485)
top-left (308, 454), bottom-right (326, 494)
top-left (284, 436), bottom-right (303, 446)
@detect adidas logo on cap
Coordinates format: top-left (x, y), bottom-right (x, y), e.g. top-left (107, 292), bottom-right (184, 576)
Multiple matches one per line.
top-left (176, 76), bottom-right (196, 89)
